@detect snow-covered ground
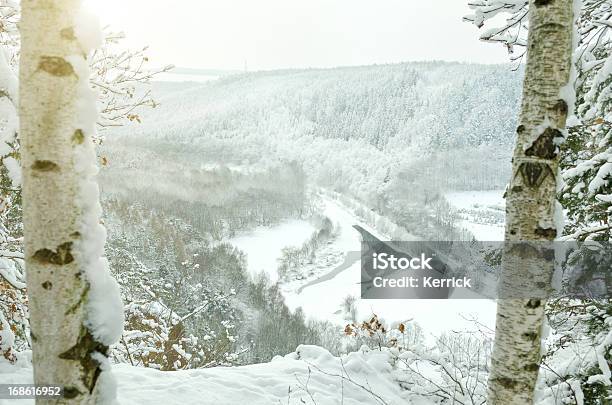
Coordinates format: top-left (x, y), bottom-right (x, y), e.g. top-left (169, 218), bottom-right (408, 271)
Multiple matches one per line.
top-left (445, 190), bottom-right (505, 241)
top-left (0, 346), bottom-right (421, 405)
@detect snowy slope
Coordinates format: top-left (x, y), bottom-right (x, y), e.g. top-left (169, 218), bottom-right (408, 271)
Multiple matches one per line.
top-left (0, 346), bottom-right (420, 405)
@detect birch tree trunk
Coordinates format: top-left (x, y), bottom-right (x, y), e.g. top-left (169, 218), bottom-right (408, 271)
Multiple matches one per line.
top-left (20, 1), bottom-right (119, 403)
top-left (487, 0), bottom-right (574, 403)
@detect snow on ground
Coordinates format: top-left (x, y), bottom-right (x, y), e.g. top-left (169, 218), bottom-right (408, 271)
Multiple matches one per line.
top-left (445, 190), bottom-right (505, 241)
top-left (445, 190), bottom-right (504, 212)
top-left (229, 219), bottom-right (315, 282)
top-left (0, 346), bottom-right (421, 405)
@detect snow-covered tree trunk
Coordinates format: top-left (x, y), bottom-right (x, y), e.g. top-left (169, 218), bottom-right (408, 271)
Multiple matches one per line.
top-left (20, 1), bottom-right (123, 403)
top-left (488, 0), bottom-right (575, 404)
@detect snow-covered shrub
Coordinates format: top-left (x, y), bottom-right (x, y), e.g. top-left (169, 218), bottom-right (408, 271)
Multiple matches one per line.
top-left (343, 315), bottom-right (490, 404)
top-left (536, 299), bottom-right (612, 405)
top-left (114, 302), bottom-right (189, 370)
top-left (396, 331), bottom-right (491, 405)
top-left (0, 160), bottom-right (26, 361)
top-left (341, 294), bottom-right (358, 322)
top-left (343, 315), bottom-right (424, 353)
top-left (113, 297), bottom-right (239, 371)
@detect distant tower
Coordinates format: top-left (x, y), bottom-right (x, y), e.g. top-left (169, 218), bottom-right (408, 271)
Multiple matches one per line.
top-left (244, 59), bottom-right (248, 72)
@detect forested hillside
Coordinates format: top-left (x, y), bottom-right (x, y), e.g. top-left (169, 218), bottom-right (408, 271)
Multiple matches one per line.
top-left (107, 62), bottom-right (522, 194)
top-left (102, 62), bottom-right (522, 247)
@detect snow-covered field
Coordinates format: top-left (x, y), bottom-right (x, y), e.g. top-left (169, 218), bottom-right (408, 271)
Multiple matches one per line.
top-left (445, 190), bottom-right (505, 241)
top-left (230, 219), bottom-right (315, 282)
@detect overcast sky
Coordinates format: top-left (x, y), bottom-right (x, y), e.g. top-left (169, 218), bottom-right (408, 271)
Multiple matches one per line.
top-left (85, 0), bottom-right (510, 71)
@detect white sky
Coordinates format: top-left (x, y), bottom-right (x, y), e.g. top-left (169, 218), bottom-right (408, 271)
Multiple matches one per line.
top-left (85, 0), bottom-right (509, 71)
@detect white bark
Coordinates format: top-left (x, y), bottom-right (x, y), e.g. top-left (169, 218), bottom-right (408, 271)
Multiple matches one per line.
top-left (488, 0), bottom-right (574, 404)
top-left (20, 0), bottom-right (112, 403)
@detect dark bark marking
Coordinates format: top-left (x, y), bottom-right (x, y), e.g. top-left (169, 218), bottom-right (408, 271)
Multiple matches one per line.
top-left (517, 124), bottom-right (525, 134)
top-left (60, 27), bottom-right (76, 40)
top-left (32, 242), bottom-right (74, 265)
top-left (508, 242), bottom-right (539, 258)
top-left (65, 285), bottom-right (89, 315)
top-left (524, 363), bottom-right (540, 372)
top-left (552, 99), bottom-right (568, 117)
top-left (42, 281), bottom-right (52, 290)
top-left (537, 22), bottom-right (568, 31)
top-left (522, 332), bottom-right (538, 341)
top-left (31, 160), bottom-right (59, 172)
top-left (58, 327), bottom-right (108, 394)
top-left (535, 227), bottom-right (557, 239)
top-left (492, 376), bottom-right (518, 389)
top-left (72, 129), bottom-right (85, 145)
top-left (543, 248), bottom-right (555, 261)
top-left (63, 387), bottom-right (81, 399)
top-left (525, 127), bottom-right (562, 159)
top-left (38, 56), bottom-right (75, 77)
top-left (534, 0), bottom-right (553, 6)
top-left (521, 162), bottom-right (545, 186)
top-left (519, 162), bottom-right (552, 188)
top-left (526, 299), bottom-right (541, 309)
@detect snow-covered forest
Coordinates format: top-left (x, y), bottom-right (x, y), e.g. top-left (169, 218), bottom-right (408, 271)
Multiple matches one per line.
top-left (0, 0), bottom-right (610, 404)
